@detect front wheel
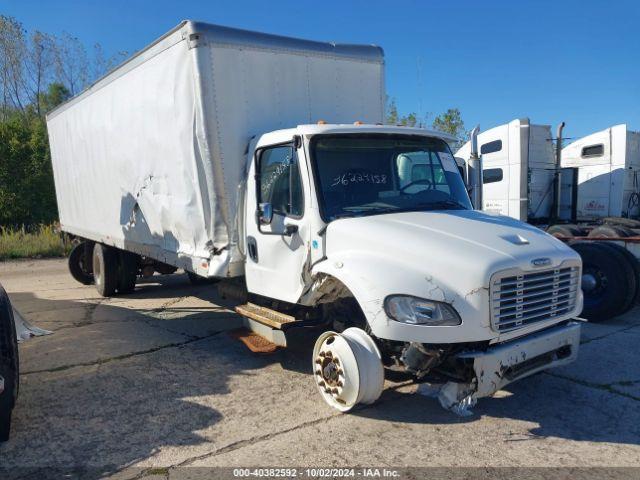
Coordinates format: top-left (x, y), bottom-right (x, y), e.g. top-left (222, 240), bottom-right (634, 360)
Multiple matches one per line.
top-left (312, 327), bottom-right (384, 412)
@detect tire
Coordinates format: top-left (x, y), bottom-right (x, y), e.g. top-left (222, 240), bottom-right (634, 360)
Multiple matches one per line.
top-left (571, 242), bottom-right (634, 321)
top-left (92, 244), bottom-right (118, 297)
top-left (187, 271), bottom-right (218, 285)
top-left (598, 242), bottom-right (640, 310)
top-left (155, 263), bottom-right (178, 275)
top-left (117, 251), bottom-right (138, 294)
top-left (546, 224), bottom-right (585, 238)
top-left (68, 242), bottom-right (94, 285)
top-left (587, 225), bottom-right (635, 238)
top-left (603, 217), bottom-right (640, 229)
top-left (0, 284), bottom-right (19, 442)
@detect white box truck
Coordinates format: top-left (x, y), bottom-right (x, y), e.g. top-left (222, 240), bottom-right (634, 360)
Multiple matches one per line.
top-left (47, 21), bottom-right (583, 412)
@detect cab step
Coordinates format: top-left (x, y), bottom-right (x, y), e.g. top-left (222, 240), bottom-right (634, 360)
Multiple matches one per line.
top-left (230, 329), bottom-right (278, 353)
top-left (234, 303), bottom-right (298, 349)
top-left (235, 303), bottom-right (297, 329)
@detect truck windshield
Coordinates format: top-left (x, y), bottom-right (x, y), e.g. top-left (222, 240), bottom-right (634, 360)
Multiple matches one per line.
top-left (310, 134), bottom-right (472, 221)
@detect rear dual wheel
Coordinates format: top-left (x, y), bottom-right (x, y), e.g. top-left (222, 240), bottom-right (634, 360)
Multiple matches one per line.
top-left (587, 225), bottom-right (636, 238)
top-left (572, 241), bottom-right (639, 321)
top-left (68, 242), bottom-right (94, 285)
top-left (92, 244), bottom-right (138, 297)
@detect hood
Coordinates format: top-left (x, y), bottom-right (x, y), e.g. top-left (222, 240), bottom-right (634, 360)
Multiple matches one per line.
top-left (325, 209), bottom-right (579, 283)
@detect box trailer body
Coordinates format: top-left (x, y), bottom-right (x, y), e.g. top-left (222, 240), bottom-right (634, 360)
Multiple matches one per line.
top-left (48, 23), bottom-right (582, 413)
top-left (561, 124), bottom-right (640, 220)
top-left (47, 21), bottom-right (385, 278)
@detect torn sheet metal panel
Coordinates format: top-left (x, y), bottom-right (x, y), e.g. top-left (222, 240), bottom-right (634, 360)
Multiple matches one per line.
top-left (459, 321), bottom-right (581, 398)
top-left (46, 21), bottom-right (384, 278)
top-left (13, 308), bottom-right (52, 343)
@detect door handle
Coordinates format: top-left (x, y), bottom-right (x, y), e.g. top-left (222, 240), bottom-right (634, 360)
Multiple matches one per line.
top-left (247, 236), bottom-right (258, 262)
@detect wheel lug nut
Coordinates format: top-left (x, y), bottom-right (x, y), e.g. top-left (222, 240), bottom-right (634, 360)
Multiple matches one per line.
top-left (319, 351), bottom-right (326, 357)
top-left (314, 358), bottom-right (322, 365)
top-left (317, 380), bottom-right (325, 387)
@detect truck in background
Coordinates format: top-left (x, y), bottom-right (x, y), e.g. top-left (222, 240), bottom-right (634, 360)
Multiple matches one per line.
top-left (455, 120), bottom-right (640, 322)
top-left (561, 124), bottom-right (640, 223)
top-left (47, 21), bottom-right (583, 413)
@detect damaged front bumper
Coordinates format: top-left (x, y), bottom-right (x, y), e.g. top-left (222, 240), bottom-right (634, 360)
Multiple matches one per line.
top-left (459, 321), bottom-right (581, 398)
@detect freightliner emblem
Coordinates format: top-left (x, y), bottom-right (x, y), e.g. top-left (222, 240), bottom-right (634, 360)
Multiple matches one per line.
top-left (531, 257), bottom-right (551, 267)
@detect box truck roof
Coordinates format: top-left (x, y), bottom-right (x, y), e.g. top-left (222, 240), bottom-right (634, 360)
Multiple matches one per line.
top-left (47, 20), bottom-right (384, 120)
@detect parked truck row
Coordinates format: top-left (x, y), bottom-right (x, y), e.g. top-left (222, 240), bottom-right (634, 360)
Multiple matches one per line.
top-left (455, 119), bottom-right (640, 322)
top-left (46, 21), bottom-right (583, 413)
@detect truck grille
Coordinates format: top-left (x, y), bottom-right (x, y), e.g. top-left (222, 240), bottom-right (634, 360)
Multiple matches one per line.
top-left (491, 264), bottom-right (580, 332)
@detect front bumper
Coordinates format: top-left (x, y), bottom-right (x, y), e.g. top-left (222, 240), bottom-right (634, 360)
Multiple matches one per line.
top-left (458, 321), bottom-right (581, 398)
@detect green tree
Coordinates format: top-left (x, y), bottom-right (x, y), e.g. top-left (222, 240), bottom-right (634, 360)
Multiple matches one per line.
top-left (432, 108), bottom-right (466, 141)
top-left (386, 97), bottom-right (420, 127)
top-left (0, 113), bottom-right (58, 226)
top-left (0, 14), bottom-right (113, 227)
top-left (38, 82), bottom-right (70, 114)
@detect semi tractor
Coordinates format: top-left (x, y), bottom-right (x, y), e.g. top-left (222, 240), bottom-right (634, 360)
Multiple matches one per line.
top-left (47, 21), bottom-right (583, 412)
top-left (456, 119), bottom-right (640, 322)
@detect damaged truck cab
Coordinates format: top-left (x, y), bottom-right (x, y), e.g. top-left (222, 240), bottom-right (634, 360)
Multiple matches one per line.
top-left (239, 124), bottom-right (583, 412)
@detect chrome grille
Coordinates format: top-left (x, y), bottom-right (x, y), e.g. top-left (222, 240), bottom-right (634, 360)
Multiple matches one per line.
top-left (491, 264), bottom-right (580, 332)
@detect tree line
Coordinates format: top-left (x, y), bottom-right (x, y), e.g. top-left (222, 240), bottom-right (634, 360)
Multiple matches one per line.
top-left (0, 15), bottom-right (468, 227)
top-left (386, 97), bottom-right (467, 146)
top-left (0, 15), bottom-right (127, 227)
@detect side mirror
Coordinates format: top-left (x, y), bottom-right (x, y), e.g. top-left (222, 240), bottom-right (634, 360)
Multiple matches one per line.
top-left (257, 202), bottom-right (273, 225)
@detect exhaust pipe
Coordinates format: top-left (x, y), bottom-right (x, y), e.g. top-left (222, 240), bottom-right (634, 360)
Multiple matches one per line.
top-left (552, 122), bottom-right (565, 221)
top-left (467, 125), bottom-right (482, 209)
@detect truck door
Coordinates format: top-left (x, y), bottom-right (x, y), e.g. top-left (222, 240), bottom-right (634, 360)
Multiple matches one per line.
top-left (244, 141), bottom-right (309, 303)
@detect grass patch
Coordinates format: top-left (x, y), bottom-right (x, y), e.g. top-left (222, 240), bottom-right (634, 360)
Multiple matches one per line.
top-left (0, 224), bottom-right (71, 260)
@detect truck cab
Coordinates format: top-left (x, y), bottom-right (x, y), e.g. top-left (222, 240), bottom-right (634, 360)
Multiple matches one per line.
top-left (240, 123), bottom-right (583, 411)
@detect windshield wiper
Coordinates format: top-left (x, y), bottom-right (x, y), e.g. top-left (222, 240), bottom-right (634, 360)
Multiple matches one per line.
top-left (419, 200), bottom-right (468, 210)
top-left (331, 206), bottom-right (399, 220)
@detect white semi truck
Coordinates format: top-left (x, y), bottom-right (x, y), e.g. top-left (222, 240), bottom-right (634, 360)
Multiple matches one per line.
top-left (456, 119), bottom-right (640, 322)
top-left (47, 21), bottom-right (583, 412)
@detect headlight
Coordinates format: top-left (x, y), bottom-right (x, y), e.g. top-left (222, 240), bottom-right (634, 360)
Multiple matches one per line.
top-left (384, 295), bottom-right (461, 326)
